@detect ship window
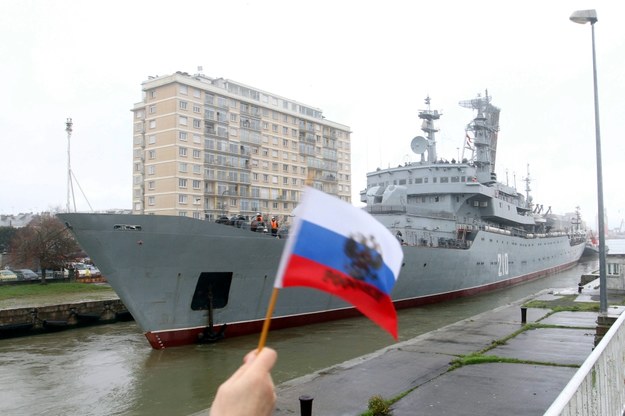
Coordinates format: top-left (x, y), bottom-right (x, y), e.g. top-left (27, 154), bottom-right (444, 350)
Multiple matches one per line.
top-left (191, 272), bottom-right (233, 310)
top-left (440, 177), bottom-right (449, 183)
top-left (432, 178), bottom-right (437, 183)
top-left (451, 176), bottom-right (460, 183)
top-left (399, 179), bottom-right (406, 185)
top-left (415, 178), bottom-right (423, 184)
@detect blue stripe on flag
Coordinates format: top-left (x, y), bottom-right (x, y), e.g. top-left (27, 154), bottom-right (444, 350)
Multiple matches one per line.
top-left (291, 220), bottom-right (397, 295)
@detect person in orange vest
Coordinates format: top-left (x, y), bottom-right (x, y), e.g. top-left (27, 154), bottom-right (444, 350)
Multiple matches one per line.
top-left (270, 217), bottom-right (279, 236)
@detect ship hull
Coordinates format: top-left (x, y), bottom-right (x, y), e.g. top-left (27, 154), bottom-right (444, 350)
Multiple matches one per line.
top-left (59, 213), bottom-right (585, 349)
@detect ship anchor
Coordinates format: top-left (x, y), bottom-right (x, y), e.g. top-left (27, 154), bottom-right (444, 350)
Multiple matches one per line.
top-left (197, 285), bottom-right (226, 343)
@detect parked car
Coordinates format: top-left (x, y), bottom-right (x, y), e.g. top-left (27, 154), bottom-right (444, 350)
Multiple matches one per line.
top-left (215, 216), bottom-right (230, 225)
top-left (229, 215), bottom-right (249, 228)
top-left (86, 264), bottom-right (101, 277)
top-left (12, 269), bottom-right (38, 281)
top-left (0, 270), bottom-right (18, 281)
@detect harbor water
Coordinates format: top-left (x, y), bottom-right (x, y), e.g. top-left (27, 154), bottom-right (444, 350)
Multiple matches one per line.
top-left (1, 244), bottom-right (623, 416)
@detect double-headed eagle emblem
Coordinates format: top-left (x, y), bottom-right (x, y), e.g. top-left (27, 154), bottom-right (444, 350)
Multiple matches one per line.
top-left (344, 233), bottom-right (383, 282)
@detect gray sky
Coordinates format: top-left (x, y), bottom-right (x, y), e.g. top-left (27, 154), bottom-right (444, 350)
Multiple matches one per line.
top-left (1, 0), bottom-right (624, 230)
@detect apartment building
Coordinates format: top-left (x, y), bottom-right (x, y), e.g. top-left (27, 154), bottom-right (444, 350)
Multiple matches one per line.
top-left (131, 71), bottom-right (352, 224)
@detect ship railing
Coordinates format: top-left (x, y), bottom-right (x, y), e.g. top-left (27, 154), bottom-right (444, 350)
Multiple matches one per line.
top-left (544, 311), bottom-right (625, 416)
top-left (436, 237), bottom-right (471, 249)
top-left (365, 205), bottom-right (407, 214)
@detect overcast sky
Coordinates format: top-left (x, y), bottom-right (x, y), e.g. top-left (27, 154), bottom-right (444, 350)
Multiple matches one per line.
top-left (1, 0), bottom-right (623, 230)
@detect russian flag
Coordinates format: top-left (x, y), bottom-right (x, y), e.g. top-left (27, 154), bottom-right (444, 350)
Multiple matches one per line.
top-left (274, 187), bottom-right (404, 339)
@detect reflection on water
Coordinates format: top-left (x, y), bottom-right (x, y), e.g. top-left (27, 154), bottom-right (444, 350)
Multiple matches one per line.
top-left (0, 257), bottom-right (604, 416)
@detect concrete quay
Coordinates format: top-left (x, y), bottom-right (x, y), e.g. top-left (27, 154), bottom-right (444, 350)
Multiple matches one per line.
top-left (271, 284), bottom-right (623, 416)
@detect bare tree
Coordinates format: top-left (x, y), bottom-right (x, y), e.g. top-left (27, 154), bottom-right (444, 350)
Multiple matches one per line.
top-left (9, 215), bottom-right (80, 283)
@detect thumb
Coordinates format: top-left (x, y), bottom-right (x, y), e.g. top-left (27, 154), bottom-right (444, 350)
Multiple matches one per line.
top-left (249, 347), bottom-right (277, 372)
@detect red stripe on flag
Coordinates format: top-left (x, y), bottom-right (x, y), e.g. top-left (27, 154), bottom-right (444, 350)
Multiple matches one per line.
top-left (282, 254), bottom-right (398, 339)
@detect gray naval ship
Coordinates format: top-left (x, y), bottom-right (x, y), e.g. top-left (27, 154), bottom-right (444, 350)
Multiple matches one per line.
top-left (59, 93), bottom-right (586, 349)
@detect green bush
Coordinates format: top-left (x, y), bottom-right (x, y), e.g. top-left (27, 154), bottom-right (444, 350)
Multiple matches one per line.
top-left (368, 395), bottom-right (391, 416)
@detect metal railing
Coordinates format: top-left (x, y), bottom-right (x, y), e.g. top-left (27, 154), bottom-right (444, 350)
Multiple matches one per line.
top-left (544, 311), bottom-right (625, 415)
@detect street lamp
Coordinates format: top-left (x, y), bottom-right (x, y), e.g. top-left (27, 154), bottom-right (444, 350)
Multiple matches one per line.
top-left (221, 189), bottom-right (230, 216)
top-left (570, 9), bottom-right (607, 314)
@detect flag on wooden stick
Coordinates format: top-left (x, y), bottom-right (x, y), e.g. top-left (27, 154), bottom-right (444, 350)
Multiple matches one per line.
top-left (274, 187), bottom-right (404, 339)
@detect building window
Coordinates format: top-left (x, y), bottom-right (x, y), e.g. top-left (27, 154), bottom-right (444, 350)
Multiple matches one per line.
top-left (179, 131), bottom-right (187, 141)
top-left (179, 163), bottom-right (188, 172)
top-left (147, 165), bottom-right (155, 175)
top-left (179, 178), bottom-right (188, 188)
top-left (149, 105), bottom-right (156, 114)
top-left (179, 85), bottom-right (188, 95)
top-left (149, 90), bottom-right (156, 99)
top-left (180, 101), bottom-right (188, 110)
top-left (148, 181), bottom-right (155, 190)
top-left (192, 180), bottom-right (201, 189)
top-left (193, 119), bottom-right (201, 129)
top-left (193, 134), bottom-right (201, 144)
top-left (148, 150), bottom-right (156, 159)
top-left (149, 120), bottom-right (156, 129)
top-left (193, 149), bottom-right (201, 159)
top-left (179, 194), bottom-right (188, 204)
top-left (193, 88), bottom-right (201, 98)
top-left (179, 147), bottom-right (187, 157)
top-left (148, 135), bottom-right (156, 144)
top-left (193, 104), bottom-right (201, 113)
top-left (148, 196), bottom-right (155, 206)
top-left (179, 116), bottom-right (188, 126)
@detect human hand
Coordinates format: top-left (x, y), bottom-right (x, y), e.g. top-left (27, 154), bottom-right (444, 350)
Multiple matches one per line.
top-left (209, 347), bottom-right (278, 416)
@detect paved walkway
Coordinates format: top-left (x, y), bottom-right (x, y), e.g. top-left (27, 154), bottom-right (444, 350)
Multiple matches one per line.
top-left (271, 283), bottom-right (621, 416)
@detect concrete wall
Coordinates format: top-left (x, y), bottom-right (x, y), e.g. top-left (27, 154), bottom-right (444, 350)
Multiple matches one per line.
top-left (544, 310), bottom-right (625, 415)
top-left (0, 299), bottom-right (130, 336)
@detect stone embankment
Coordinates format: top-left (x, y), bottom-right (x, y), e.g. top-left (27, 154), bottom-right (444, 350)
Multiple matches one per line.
top-left (0, 288), bottom-right (131, 338)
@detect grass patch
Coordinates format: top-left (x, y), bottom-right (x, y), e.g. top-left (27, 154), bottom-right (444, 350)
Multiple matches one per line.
top-left (449, 353), bottom-right (579, 370)
top-left (523, 295), bottom-right (600, 312)
top-left (0, 283), bottom-right (114, 301)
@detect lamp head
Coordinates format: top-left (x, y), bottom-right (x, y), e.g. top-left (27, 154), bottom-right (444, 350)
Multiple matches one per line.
top-left (570, 9), bottom-right (598, 24)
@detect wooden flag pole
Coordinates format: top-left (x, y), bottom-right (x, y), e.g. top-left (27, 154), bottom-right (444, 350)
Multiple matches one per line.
top-left (257, 287), bottom-right (280, 352)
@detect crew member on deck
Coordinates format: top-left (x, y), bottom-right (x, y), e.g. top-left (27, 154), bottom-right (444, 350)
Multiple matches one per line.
top-left (270, 217), bottom-right (279, 236)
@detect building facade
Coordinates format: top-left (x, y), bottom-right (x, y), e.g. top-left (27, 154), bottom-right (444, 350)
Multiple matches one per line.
top-left (131, 71), bottom-right (351, 224)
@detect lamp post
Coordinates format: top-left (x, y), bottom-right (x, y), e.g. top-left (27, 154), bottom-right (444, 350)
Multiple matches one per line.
top-left (570, 9), bottom-right (607, 314)
top-left (65, 118), bottom-right (76, 213)
top-left (221, 189), bottom-right (230, 216)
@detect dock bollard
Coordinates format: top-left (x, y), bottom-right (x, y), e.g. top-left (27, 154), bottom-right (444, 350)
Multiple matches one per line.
top-left (521, 307), bottom-right (527, 324)
top-left (299, 395), bottom-right (313, 416)
top-left (578, 283), bottom-right (584, 294)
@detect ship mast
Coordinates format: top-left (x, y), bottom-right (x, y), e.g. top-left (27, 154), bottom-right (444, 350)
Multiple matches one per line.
top-left (459, 91), bottom-right (500, 183)
top-left (418, 96), bottom-right (441, 163)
